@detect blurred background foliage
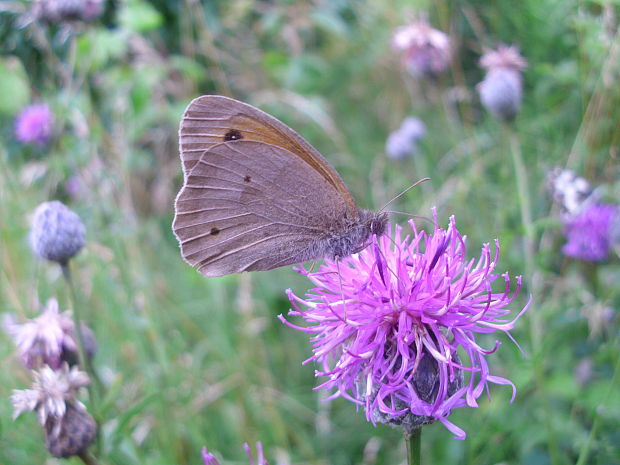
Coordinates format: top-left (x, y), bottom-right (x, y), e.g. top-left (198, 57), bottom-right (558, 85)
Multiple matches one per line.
top-left (0, 0), bottom-right (619, 464)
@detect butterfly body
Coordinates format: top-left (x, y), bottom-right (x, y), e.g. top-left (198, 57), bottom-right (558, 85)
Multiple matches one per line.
top-left (173, 95), bottom-right (387, 277)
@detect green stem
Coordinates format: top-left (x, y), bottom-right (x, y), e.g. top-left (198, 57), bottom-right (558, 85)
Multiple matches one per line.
top-left (505, 126), bottom-right (561, 464)
top-left (78, 450), bottom-right (100, 465)
top-left (575, 341), bottom-right (620, 465)
top-left (61, 262), bottom-right (102, 399)
top-left (405, 428), bottom-right (422, 465)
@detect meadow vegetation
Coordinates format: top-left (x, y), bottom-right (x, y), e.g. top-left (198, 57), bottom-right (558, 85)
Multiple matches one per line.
top-left (0, 1), bottom-right (619, 464)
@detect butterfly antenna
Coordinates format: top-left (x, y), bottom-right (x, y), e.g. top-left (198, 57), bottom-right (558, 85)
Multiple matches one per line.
top-left (378, 178), bottom-right (430, 213)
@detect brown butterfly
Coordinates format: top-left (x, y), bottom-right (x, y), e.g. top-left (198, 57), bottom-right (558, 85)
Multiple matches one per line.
top-left (173, 95), bottom-right (388, 277)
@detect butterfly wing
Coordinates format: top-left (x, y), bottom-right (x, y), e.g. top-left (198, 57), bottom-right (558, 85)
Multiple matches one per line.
top-left (173, 140), bottom-right (354, 276)
top-left (178, 95), bottom-right (358, 214)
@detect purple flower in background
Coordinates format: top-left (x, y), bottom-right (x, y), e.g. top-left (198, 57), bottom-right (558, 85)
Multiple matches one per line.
top-left (386, 117), bottom-right (426, 160)
top-left (392, 19), bottom-right (450, 78)
top-left (15, 103), bottom-right (53, 146)
top-left (478, 45), bottom-right (527, 122)
top-left (281, 211), bottom-right (528, 439)
top-left (202, 442), bottom-right (268, 465)
top-left (562, 203), bottom-right (617, 262)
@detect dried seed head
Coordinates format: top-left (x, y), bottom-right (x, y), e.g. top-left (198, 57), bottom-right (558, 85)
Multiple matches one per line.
top-left (12, 364), bottom-right (96, 458)
top-left (4, 298), bottom-right (96, 369)
top-left (546, 167), bottom-right (592, 216)
top-left (33, 0), bottom-right (104, 23)
top-left (392, 19), bottom-right (450, 78)
top-left (29, 201), bottom-right (85, 265)
top-left (45, 402), bottom-right (97, 458)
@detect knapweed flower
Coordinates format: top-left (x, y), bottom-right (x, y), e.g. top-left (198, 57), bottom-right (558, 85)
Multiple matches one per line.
top-left (391, 19), bottom-right (451, 78)
top-left (562, 203), bottom-right (618, 262)
top-left (546, 167), bottom-right (592, 216)
top-left (202, 442), bottom-right (268, 465)
top-left (478, 45), bottom-right (527, 122)
top-left (385, 117), bottom-right (427, 160)
top-left (14, 103), bottom-right (53, 146)
top-left (33, 0), bottom-right (104, 23)
top-left (29, 201), bottom-right (86, 265)
top-left (3, 298), bottom-right (96, 369)
top-left (12, 364), bottom-right (96, 458)
top-left (281, 212), bottom-right (528, 439)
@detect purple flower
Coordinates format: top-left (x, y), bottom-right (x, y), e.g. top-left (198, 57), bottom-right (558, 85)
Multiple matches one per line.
top-left (386, 117), bottom-right (427, 160)
top-left (15, 104), bottom-right (53, 146)
top-left (280, 211), bottom-right (528, 439)
top-left (202, 442), bottom-right (268, 465)
top-left (562, 203), bottom-right (618, 262)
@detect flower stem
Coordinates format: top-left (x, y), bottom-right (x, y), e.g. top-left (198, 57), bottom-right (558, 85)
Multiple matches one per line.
top-left (405, 428), bottom-right (422, 465)
top-left (60, 262), bottom-right (102, 399)
top-left (78, 450), bottom-right (100, 465)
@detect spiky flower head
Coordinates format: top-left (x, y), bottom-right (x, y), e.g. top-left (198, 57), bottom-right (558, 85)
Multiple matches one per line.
top-left (12, 364), bottom-right (96, 458)
top-left (33, 0), bottom-right (104, 23)
top-left (3, 298), bottom-right (96, 369)
top-left (385, 117), bottom-right (427, 160)
top-left (392, 19), bottom-right (450, 78)
top-left (202, 442), bottom-right (268, 465)
top-left (14, 103), bottom-right (53, 146)
top-left (478, 45), bottom-right (527, 122)
top-left (29, 201), bottom-right (85, 265)
top-left (562, 203), bottom-right (618, 262)
top-left (546, 167), bottom-right (592, 216)
top-left (281, 211), bottom-right (528, 439)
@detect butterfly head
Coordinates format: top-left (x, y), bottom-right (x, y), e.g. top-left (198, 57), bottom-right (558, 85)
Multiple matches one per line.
top-left (368, 211), bottom-right (389, 238)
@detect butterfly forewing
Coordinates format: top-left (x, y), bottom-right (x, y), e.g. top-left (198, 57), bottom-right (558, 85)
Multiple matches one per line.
top-left (173, 140), bottom-right (353, 276)
top-left (179, 95), bottom-right (358, 215)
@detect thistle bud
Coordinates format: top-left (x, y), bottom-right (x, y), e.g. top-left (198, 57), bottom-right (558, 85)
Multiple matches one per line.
top-left (29, 201), bottom-right (85, 265)
top-left (12, 364), bottom-right (96, 458)
top-left (478, 45), bottom-right (527, 122)
top-left (392, 19), bottom-right (451, 78)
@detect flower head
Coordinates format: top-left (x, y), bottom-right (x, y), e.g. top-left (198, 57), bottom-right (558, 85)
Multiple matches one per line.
top-left (29, 201), bottom-right (86, 265)
top-left (14, 103), bottom-right (53, 146)
top-left (562, 203), bottom-right (618, 262)
top-left (478, 45), bottom-right (527, 122)
top-left (281, 211), bottom-right (528, 439)
top-left (386, 117), bottom-right (427, 160)
top-left (392, 19), bottom-right (450, 78)
top-left (546, 167), bottom-right (592, 216)
top-left (202, 442), bottom-right (268, 465)
top-left (33, 0), bottom-right (104, 23)
top-left (3, 298), bottom-right (96, 369)
top-left (12, 364), bottom-right (96, 458)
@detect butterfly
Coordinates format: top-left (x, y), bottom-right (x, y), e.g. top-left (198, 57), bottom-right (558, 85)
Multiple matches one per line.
top-left (173, 95), bottom-right (388, 277)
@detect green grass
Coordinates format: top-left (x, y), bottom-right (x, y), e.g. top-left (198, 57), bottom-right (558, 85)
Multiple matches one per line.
top-left (1, 1), bottom-right (619, 464)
